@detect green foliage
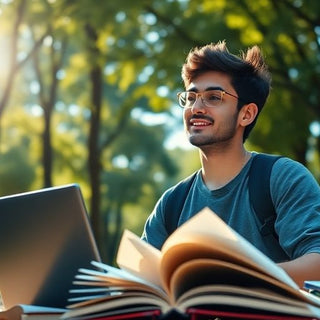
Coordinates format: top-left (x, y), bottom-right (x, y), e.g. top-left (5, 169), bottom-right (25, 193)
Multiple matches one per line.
top-left (0, 0), bottom-right (319, 262)
top-left (0, 143), bottom-right (36, 196)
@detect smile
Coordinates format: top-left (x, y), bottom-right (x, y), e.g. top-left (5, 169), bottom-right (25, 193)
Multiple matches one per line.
top-left (190, 119), bottom-right (212, 126)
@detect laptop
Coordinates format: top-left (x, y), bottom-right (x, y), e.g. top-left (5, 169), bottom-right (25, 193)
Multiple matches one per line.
top-left (0, 184), bottom-right (101, 310)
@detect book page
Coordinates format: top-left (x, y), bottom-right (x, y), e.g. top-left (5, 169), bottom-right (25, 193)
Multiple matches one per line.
top-left (69, 267), bottom-right (168, 301)
top-left (168, 259), bottom-right (306, 304)
top-left (177, 284), bottom-right (308, 307)
top-left (116, 230), bottom-right (162, 287)
top-left (160, 208), bottom-right (297, 290)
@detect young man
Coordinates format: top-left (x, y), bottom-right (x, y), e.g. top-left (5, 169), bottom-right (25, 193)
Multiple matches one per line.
top-left (141, 41), bottom-right (320, 287)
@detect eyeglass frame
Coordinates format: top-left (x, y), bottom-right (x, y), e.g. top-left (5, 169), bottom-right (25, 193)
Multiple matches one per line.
top-left (176, 87), bottom-right (246, 109)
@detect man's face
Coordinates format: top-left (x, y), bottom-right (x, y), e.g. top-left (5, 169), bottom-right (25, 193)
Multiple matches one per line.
top-left (183, 71), bottom-right (241, 149)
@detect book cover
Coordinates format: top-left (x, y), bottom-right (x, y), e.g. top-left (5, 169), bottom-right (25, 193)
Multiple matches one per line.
top-left (0, 304), bottom-right (65, 320)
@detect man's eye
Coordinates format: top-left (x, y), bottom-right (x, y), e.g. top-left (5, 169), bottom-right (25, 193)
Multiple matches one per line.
top-left (207, 93), bottom-right (220, 101)
top-left (187, 94), bottom-right (196, 102)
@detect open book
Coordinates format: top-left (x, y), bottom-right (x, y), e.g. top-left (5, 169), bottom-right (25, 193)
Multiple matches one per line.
top-left (61, 208), bottom-right (320, 320)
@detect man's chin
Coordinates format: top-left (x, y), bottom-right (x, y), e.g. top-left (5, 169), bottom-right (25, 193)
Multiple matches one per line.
top-left (188, 135), bottom-right (213, 147)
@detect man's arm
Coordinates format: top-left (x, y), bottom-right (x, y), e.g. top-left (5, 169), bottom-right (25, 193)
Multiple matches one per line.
top-left (278, 253), bottom-right (320, 288)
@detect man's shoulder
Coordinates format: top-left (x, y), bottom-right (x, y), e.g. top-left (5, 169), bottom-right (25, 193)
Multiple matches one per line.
top-left (256, 153), bottom-right (318, 190)
top-left (251, 152), bottom-right (300, 171)
top-left (266, 154), bottom-right (310, 175)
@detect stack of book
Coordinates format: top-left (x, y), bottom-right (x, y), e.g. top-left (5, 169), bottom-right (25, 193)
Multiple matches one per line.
top-left (59, 208), bottom-right (320, 320)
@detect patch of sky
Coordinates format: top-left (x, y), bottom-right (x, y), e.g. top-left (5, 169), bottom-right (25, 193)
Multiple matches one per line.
top-left (135, 39), bottom-right (147, 51)
top-left (310, 121), bottom-right (320, 138)
top-left (53, 41), bottom-right (62, 51)
top-left (43, 36), bottom-right (53, 47)
top-left (55, 102), bottom-right (81, 116)
top-left (131, 108), bottom-right (168, 126)
top-left (29, 81), bottom-right (40, 94)
top-left (29, 104), bottom-right (43, 117)
top-left (145, 31), bottom-right (160, 43)
top-left (129, 155), bottom-right (145, 171)
top-left (55, 101), bottom-right (65, 112)
top-left (106, 36), bottom-right (115, 46)
top-left (17, 51), bottom-right (27, 63)
top-left (112, 154), bottom-right (129, 169)
top-left (144, 13), bottom-right (157, 25)
top-left (68, 104), bottom-right (80, 116)
top-left (115, 11), bottom-right (126, 23)
top-left (153, 171), bottom-right (165, 183)
top-left (156, 86), bottom-right (169, 97)
top-left (104, 63), bottom-right (117, 76)
top-left (315, 26), bottom-right (320, 46)
top-left (56, 122), bottom-right (71, 134)
top-left (138, 65), bottom-right (154, 83)
top-left (83, 108), bottom-right (91, 120)
top-left (307, 122), bottom-right (320, 162)
top-left (112, 154), bottom-right (147, 171)
top-left (57, 69), bottom-right (65, 80)
top-left (288, 68), bottom-right (299, 79)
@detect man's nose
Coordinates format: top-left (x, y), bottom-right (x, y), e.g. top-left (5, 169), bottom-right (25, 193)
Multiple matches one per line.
top-left (191, 96), bottom-right (206, 113)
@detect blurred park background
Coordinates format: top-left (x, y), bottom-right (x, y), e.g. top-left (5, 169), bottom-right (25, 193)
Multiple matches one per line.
top-left (0, 0), bottom-right (319, 263)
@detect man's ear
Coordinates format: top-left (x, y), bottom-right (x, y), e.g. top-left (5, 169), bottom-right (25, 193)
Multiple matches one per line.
top-left (239, 103), bottom-right (258, 126)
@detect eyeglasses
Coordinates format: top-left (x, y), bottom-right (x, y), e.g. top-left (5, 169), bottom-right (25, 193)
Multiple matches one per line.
top-left (177, 89), bottom-right (241, 108)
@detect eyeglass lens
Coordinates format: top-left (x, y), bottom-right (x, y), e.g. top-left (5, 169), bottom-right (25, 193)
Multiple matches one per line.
top-left (178, 90), bottom-right (223, 108)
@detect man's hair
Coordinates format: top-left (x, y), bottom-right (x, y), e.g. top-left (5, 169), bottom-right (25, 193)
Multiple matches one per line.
top-left (181, 40), bottom-right (272, 141)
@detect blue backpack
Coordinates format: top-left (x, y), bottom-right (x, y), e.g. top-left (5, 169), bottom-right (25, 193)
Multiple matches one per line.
top-left (164, 153), bottom-right (282, 239)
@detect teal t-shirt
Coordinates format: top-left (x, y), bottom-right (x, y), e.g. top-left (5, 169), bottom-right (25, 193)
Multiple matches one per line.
top-left (141, 153), bottom-right (320, 263)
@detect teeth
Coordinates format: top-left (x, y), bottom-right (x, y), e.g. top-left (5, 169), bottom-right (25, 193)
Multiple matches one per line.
top-left (193, 122), bottom-right (209, 126)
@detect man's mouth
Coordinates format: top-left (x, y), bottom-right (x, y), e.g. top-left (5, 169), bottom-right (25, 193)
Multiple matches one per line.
top-left (189, 118), bottom-right (213, 127)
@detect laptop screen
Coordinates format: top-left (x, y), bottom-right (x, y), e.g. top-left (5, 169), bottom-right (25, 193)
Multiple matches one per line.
top-left (0, 184), bottom-right (101, 310)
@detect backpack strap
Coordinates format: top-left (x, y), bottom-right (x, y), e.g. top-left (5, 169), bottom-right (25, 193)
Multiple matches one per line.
top-left (164, 171), bottom-right (197, 235)
top-left (248, 153), bottom-right (282, 238)
top-left (164, 153), bottom-right (282, 238)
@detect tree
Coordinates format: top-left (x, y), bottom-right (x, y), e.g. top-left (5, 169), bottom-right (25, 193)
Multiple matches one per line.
top-left (31, 29), bottom-right (68, 187)
top-left (0, 0), bottom-right (48, 138)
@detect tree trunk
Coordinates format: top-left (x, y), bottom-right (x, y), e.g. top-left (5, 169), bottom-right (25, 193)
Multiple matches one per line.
top-left (85, 24), bottom-right (103, 253)
top-left (43, 108), bottom-right (53, 187)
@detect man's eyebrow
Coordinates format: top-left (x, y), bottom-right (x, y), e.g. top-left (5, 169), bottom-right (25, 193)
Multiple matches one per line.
top-left (187, 86), bottom-right (224, 92)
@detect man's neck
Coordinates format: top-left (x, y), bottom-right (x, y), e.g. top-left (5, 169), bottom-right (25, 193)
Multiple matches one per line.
top-left (199, 147), bottom-right (251, 190)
